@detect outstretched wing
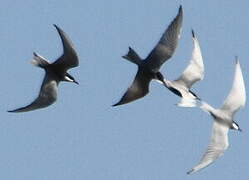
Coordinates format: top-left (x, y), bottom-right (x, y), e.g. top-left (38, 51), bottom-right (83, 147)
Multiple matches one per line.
top-left (221, 59), bottom-right (246, 116)
top-left (52, 24), bottom-right (79, 72)
top-left (174, 30), bottom-right (204, 89)
top-left (8, 74), bottom-right (58, 113)
top-left (113, 69), bottom-right (152, 106)
top-left (187, 121), bottom-right (229, 174)
top-left (145, 5), bottom-right (183, 71)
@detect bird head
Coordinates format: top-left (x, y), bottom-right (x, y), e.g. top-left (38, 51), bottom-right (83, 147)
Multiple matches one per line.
top-left (64, 73), bottom-right (79, 85)
top-left (231, 121), bottom-right (242, 132)
top-left (154, 72), bottom-right (167, 86)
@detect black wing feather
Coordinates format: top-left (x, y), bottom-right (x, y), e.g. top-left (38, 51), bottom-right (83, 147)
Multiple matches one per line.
top-left (52, 24), bottom-right (79, 72)
top-left (113, 69), bottom-right (152, 106)
top-left (8, 74), bottom-right (58, 113)
top-left (145, 6), bottom-right (183, 71)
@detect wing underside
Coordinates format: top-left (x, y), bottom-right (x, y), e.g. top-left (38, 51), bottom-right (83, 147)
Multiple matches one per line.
top-left (113, 69), bottom-right (152, 106)
top-left (188, 121), bottom-right (229, 174)
top-left (145, 6), bottom-right (183, 71)
top-left (8, 75), bottom-right (58, 113)
top-left (174, 30), bottom-right (204, 89)
top-left (52, 24), bottom-right (79, 72)
top-left (221, 59), bottom-right (246, 116)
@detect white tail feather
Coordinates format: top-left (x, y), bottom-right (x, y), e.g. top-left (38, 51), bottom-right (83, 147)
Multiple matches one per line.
top-left (200, 101), bottom-right (215, 113)
top-left (30, 59), bottom-right (40, 66)
top-left (177, 98), bottom-right (197, 107)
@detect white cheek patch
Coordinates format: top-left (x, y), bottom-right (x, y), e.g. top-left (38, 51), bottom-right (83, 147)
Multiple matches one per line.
top-left (65, 76), bottom-right (74, 82)
top-left (154, 78), bottom-right (167, 86)
top-left (232, 123), bottom-right (239, 130)
top-left (155, 79), bottom-right (163, 85)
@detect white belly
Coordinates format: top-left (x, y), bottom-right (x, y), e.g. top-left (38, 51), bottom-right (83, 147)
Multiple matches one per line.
top-left (172, 83), bottom-right (197, 107)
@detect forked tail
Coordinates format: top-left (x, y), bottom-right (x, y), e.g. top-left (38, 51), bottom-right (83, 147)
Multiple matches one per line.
top-left (122, 47), bottom-right (142, 65)
top-left (200, 101), bottom-right (215, 114)
top-left (30, 52), bottom-right (50, 68)
top-left (177, 98), bottom-right (197, 107)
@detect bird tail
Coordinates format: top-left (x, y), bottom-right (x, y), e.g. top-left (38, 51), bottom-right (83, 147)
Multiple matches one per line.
top-left (30, 52), bottom-right (50, 68)
top-left (122, 47), bottom-right (142, 65)
top-left (200, 101), bottom-right (214, 114)
top-left (177, 98), bottom-right (197, 107)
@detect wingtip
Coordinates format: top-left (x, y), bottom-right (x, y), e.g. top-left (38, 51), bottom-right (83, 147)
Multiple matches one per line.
top-left (7, 108), bottom-right (24, 113)
top-left (177, 5), bottom-right (183, 18)
top-left (235, 56), bottom-right (239, 64)
top-left (187, 169), bottom-right (194, 175)
top-left (179, 5), bottom-right (182, 11)
top-left (112, 100), bottom-right (125, 106)
top-left (112, 103), bottom-right (119, 107)
top-left (191, 29), bottom-right (195, 38)
top-left (7, 110), bottom-right (16, 113)
top-left (33, 52), bottom-right (38, 57)
top-left (53, 24), bottom-right (62, 32)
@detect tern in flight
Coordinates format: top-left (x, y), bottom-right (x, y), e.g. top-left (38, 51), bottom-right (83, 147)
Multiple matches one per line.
top-left (8, 24), bottom-right (79, 113)
top-left (160, 30), bottom-right (204, 107)
top-left (113, 5), bottom-right (183, 106)
top-left (187, 58), bottom-right (246, 174)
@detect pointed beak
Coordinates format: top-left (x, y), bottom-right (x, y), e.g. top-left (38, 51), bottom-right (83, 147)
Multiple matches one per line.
top-left (162, 79), bottom-right (167, 87)
top-left (239, 128), bottom-right (242, 132)
top-left (74, 80), bottom-right (79, 85)
top-left (159, 78), bottom-right (167, 87)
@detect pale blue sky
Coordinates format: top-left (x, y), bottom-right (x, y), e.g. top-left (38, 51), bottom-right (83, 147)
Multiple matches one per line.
top-left (1, 0), bottom-right (249, 179)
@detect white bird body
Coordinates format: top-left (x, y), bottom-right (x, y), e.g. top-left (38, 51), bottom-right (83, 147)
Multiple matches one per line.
top-left (188, 59), bottom-right (246, 174)
top-left (160, 30), bottom-right (204, 107)
top-left (164, 80), bottom-right (198, 107)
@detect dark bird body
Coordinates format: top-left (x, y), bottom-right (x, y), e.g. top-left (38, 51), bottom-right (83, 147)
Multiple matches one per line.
top-left (113, 6), bottom-right (183, 106)
top-left (8, 24), bottom-right (79, 113)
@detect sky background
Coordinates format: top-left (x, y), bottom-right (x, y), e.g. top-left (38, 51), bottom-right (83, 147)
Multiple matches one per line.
top-left (0, 0), bottom-right (249, 179)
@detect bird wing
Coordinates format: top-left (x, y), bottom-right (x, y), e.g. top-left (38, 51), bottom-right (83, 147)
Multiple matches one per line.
top-left (174, 30), bottom-right (204, 89)
top-left (8, 74), bottom-right (58, 113)
top-left (52, 24), bottom-right (79, 72)
top-left (113, 69), bottom-right (152, 106)
top-left (187, 121), bottom-right (229, 174)
top-left (220, 59), bottom-right (246, 116)
top-left (145, 6), bottom-right (183, 71)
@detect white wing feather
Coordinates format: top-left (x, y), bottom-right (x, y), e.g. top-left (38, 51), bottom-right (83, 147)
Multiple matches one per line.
top-left (187, 121), bottom-right (229, 174)
top-left (221, 59), bottom-right (246, 116)
top-left (188, 59), bottom-right (246, 174)
top-left (174, 32), bottom-right (204, 89)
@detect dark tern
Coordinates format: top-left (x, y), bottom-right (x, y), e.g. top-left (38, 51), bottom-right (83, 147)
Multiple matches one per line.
top-left (113, 5), bottom-right (183, 106)
top-left (8, 24), bottom-right (79, 113)
top-left (187, 58), bottom-right (246, 174)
